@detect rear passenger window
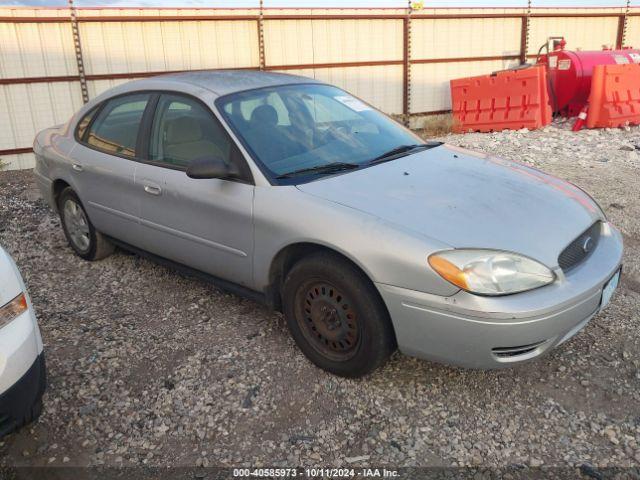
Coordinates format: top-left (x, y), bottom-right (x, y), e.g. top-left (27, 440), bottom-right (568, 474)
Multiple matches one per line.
top-left (75, 107), bottom-right (98, 140)
top-left (150, 94), bottom-right (233, 169)
top-left (85, 94), bottom-right (150, 158)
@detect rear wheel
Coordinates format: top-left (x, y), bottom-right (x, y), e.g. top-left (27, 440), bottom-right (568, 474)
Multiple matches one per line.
top-left (282, 252), bottom-right (396, 377)
top-left (58, 187), bottom-right (114, 261)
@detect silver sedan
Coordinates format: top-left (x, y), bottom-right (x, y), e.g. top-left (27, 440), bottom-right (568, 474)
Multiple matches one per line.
top-left (33, 71), bottom-right (623, 377)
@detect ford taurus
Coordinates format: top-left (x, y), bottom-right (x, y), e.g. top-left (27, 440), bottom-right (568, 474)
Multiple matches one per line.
top-left (33, 71), bottom-right (623, 377)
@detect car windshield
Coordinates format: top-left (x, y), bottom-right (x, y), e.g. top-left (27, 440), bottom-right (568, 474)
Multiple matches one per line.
top-left (217, 84), bottom-right (425, 182)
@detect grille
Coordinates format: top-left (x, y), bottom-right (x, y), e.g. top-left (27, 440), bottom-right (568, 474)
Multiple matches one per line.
top-left (558, 222), bottom-right (601, 271)
top-left (491, 340), bottom-right (547, 359)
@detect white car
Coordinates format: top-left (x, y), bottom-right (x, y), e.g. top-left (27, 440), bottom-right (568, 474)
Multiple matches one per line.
top-left (0, 245), bottom-right (46, 436)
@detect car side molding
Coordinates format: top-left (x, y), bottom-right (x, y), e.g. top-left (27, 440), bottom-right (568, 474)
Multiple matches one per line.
top-left (106, 237), bottom-right (267, 306)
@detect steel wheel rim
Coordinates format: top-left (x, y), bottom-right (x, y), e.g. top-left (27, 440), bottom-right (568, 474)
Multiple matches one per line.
top-left (63, 199), bottom-right (91, 252)
top-left (294, 281), bottom-right (360, 361)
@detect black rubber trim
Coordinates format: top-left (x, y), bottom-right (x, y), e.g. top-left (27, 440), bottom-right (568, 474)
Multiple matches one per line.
top-left (107, 237), bottom-right (268, 306)
top-left (0, 353), bottom-right (46, 438)
top-left (137, 92), bottom-right (160, 160)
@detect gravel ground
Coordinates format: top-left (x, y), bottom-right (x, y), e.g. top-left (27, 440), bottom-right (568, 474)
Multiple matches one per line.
top-left (0, 120), bottom-right (639, 473)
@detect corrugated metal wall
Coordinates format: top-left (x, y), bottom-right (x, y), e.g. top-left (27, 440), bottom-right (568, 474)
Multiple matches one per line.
top-left (80, 20), bottom-right (260, 74)
top-left (528, 16), bottom-right (621, 54)
top-left (1, 15), bottom-right (82, 169)
top-left (278, 65), bottom-right (404, 115)
top-left (264, 16), bottom-right (404, 114)
top-left (412, 17), bottom-right (523, 59)
top-left (410, 15), bottom-right (523, 114)
top-left (1, 6), bottom-right (639, 170)
top-left (627, 14), bottom-right (640, 46)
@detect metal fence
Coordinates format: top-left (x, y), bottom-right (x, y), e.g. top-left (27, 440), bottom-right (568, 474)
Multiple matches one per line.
top-left (1, 5), bottom-right (639, 170)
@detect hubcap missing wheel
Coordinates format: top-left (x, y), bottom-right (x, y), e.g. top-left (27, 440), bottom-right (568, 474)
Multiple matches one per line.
top-left (297, 282), bottom-right (359, 360)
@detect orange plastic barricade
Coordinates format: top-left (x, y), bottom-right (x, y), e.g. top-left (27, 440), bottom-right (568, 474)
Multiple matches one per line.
top-left (450, 66), bottom-right (552, 133)
top-left (586, 64), bottom-right (640, 129)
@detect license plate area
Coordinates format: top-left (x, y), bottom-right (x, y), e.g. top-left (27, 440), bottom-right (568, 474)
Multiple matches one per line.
top-left (600, 268), bottom-right (621, 310)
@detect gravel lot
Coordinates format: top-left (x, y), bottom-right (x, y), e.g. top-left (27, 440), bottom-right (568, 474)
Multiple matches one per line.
top-left (0, 121), bottom-right (639, 473)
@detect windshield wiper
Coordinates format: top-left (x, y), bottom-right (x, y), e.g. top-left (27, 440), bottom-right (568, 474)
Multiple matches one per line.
top-left (367, 143), bottom-right (432, 165)
top-left (276, 162), bottom-right (360, 179)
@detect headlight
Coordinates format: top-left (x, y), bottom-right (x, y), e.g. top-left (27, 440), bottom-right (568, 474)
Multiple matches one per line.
top-left (428, 250), bottom-right (555, 295)
top-left (0, 293), bottom-right (28, 328)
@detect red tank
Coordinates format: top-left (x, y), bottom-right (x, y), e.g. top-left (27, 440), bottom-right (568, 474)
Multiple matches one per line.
top-left (537, 40), bottom-right (640, 116)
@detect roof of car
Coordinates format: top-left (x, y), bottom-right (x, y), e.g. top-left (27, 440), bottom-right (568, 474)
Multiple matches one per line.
top-left (157, 70), bottom-right (322, 96)
top-left (81, 70), bottom-right (327, 117)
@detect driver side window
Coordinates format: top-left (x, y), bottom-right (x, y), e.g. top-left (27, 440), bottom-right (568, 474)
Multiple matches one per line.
top-left (149, 94), bottom-right (233, 170)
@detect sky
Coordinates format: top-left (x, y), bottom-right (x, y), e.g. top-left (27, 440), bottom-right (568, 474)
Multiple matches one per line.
top-left (4, 0), bottom-right (639, 7)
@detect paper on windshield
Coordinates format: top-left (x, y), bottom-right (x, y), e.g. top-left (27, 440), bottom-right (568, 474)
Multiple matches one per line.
top-left (334, 95), bottom-right (372, 112)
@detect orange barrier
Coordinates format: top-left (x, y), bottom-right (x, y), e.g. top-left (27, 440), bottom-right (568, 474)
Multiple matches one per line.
top-left (586, 64), bottom-right (640, 129)
top-left (450, 66), bottom-right (552, 133)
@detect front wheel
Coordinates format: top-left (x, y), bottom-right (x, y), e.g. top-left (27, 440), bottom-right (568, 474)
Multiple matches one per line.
top-left (57, 187), bottom-right (114, 261)
top-left (282, 252), bottom-right (396, 377)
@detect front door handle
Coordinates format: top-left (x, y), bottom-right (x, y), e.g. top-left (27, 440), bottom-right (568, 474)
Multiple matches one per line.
top-left (72, 164), bottom-right (83, 172)
top-left (143, 184), bottom-right (162, 196)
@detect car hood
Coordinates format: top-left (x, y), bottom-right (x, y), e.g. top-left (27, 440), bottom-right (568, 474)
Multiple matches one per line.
top-left (297, 144), bottom-right (603, 268)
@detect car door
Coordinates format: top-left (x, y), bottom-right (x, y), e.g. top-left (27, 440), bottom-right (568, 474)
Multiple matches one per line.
top-left (71, 93), bottom-right (151, 246)
top-left (135, 92), bottom-right (255, 287)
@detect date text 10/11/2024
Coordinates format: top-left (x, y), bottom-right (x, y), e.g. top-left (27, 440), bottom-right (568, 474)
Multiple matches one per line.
top-left (233, 468), bottom-right (400, 478)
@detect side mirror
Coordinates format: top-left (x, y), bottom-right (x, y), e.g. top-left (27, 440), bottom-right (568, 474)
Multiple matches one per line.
top-left (186, 156), bottom-right (240, 180)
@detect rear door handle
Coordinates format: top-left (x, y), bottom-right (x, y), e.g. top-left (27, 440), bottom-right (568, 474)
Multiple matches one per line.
top-left (143, 184), bottom-right (162, 196)
top-left (72, 164), bottom-right (83, 172)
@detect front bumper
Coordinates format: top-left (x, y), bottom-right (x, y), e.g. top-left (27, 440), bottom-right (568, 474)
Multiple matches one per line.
top-left (0, 353), bottom-right (46, 437)
top-left (377, 223), bottom-right (624, 369)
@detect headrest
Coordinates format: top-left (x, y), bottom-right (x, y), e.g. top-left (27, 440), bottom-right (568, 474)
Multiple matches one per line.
top-left (250, 104), bottom-right (278, 126)
top-left (166, 116), bottom-right (202, 144)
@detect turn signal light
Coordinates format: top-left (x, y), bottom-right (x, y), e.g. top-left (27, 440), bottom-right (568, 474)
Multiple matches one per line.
top-left (0, 293), bottom-right (28, 328)
top-left (428, 255), bottom-right (469, 290)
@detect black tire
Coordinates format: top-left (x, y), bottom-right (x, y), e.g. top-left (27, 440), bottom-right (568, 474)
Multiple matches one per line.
top-left (2, 398), bottom-right (43, 438)
top-left (17, 397), bottom-right (43, 429)
top-left (57, 187), bottom-right (114, 261)
top-left (1, 355), bottom-right (46, 438)
top-left (282, 252), bottom-right (396, 377)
